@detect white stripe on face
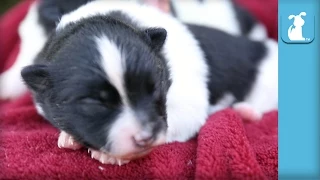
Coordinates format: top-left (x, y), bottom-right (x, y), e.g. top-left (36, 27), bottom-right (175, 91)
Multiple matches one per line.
top-left (95, 36), bottom-right (144, 156)
top-left (95, 36), bottom-right (129, 106)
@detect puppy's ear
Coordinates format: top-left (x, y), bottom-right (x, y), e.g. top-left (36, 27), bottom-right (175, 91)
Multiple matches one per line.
top-left (144, 28), bottom-right (167, 52)
top-left (288, 15), bottom-right (295, 20)
top-left (21, 64), bottom-right (52, 92)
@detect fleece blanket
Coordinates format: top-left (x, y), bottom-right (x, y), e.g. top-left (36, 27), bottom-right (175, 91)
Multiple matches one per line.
top-left (0, 0), bottom-right (278, 179)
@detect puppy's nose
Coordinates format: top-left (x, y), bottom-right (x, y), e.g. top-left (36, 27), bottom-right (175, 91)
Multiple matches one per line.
top-left (133, 132), bottom-right (154, 147)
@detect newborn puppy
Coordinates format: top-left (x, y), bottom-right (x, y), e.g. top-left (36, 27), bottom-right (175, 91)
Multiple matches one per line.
top-left (20, 1), bottom-right (278, 165)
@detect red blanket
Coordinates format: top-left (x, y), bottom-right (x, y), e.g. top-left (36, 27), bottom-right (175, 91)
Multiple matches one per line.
top-left (0, 0), bottom-right (278, 179)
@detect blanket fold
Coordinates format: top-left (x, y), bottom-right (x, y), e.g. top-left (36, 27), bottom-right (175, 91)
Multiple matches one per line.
top-left (0, 0), bottom-right (278, 179)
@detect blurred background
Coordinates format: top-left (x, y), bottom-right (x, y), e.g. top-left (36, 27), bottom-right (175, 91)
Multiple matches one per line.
top-left (0, 0), bottom-right (171, 15)
top-left (0, 0), bottom-right (20, 15)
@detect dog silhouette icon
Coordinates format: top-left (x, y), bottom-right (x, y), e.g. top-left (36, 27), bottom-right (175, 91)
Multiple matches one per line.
top-left (288, 12), bottom-right (307, 41)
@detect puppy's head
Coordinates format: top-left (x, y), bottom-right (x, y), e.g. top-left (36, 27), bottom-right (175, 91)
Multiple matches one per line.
top-left (21, 16), bottom-right (170, 159)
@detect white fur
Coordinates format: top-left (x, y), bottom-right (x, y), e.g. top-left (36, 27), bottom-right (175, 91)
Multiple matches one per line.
top-left (208, 93), bottom-right (235, 115)
top-left (248, 23), bottom-right (268, 41)
top-left (106, 106), bottom-right (142, 155)
top-left (238, 39), bottom-right (278, 115)
top-left (106, 106), bottom-right (165, 156)
top-left (58, 1), bottom-right (210, 143)
top-left (171, 0), bottom-right (241, 36)
top-left (171, 0), bottom-right (268, 42)
top-left (0, 2), bottom-right (47, 100)
top-left (96, 36), bottom-right (128, 105)
top-left (35, 103), bottom-right (45, 116)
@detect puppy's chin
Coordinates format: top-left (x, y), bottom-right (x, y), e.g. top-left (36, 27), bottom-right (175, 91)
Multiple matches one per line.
top-left (97, 146), bottom-right (153, 161)
top-left (104, 133), bottom-right (167, 160)
top-left (118, 147), bottom-right (154, 160)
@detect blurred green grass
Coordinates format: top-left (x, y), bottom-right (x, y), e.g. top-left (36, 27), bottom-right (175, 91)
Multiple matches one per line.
top-left (0, 0), bottom-right (20, 15)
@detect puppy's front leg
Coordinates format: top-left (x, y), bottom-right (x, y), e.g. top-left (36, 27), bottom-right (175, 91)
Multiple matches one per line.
top-left (58, 131), bottom-right (130, 166)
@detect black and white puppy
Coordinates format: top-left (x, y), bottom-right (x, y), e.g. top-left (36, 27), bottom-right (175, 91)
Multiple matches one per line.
top-left (0, 0), bottom-right (267, 100)
top-left (19, 1), bottom-right (278, 165)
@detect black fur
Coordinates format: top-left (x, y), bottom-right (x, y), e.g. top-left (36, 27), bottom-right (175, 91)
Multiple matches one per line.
top-left (22, 13), bottom-right (171, 150)
top-left (38, 0), bottom-right (95, 35)
top-left (186, 24), bottom-right (266, 104)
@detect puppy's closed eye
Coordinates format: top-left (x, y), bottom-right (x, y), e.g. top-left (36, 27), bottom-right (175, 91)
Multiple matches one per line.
top-left (79, 90), bottom-right (120, 108)
top-left (80, 97), bottom-right (103, 105)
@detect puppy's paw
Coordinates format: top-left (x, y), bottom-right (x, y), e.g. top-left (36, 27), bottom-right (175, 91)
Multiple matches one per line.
top-left (57, 131), bottom-right (83, 150)
top-left (233, 102), bottom-right (262, 121)
top-left (88, 149), bottom-right (130, 166)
